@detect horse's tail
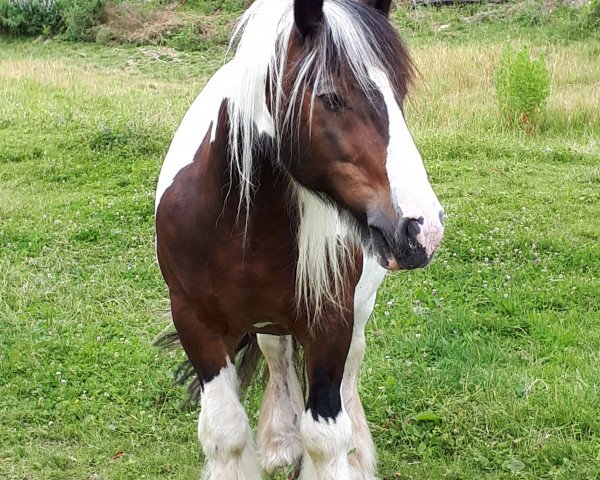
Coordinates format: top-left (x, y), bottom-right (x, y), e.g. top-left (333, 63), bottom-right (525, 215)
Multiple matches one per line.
top-left (154, 329), bottom-right (263, 404)
top-left (236, 333), bottom-right (262, 391)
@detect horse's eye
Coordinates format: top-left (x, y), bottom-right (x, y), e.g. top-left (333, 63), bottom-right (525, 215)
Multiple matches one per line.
top-left (318, 93), bottom-right (347, 112)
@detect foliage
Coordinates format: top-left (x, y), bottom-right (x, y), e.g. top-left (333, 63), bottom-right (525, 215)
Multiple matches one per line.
top-left (585, 0), bottom-right (600, 30)
top-left (0, 0), bottom-right (62, 36)
top-left (0, 0), bottom-right (106, 38)
top-left (61, 0), bottom-right (106, 41)
top-left (494, 48), bottom-right (550, 130)
top-left (392, 1), bottom-right (596, 43)
top-left (2, 0), bottom-right (599, 46)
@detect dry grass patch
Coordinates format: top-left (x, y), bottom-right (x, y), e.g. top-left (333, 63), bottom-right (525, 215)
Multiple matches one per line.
top-left (406, 42), bottom-right (600, 133)
top-left (93, 1), bottom-right (226, 47)
top-left (407, 45), bottom-right (499, 131)
top-left (0, 58), bottom-right (183, 95)
top-left (95, 2), bottom-right (185, 45)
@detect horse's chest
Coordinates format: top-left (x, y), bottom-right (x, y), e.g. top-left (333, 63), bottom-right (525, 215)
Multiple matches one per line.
top-left (156, 179), bottom-right (298, 327)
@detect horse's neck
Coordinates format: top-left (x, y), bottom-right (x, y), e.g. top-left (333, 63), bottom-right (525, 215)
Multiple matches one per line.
top-left (206, 127), bottom-right (296, 241)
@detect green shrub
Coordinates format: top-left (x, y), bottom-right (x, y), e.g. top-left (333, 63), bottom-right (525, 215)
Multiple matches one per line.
top-left (0, 0), bottom-right (106, 39)
top-left (513, 0), bottom-right (552, 27)
top-left (585, 0), bottom-right (600, 31)
top-left (167, 22), bottom-right (205, 51)
top-left (494, 48), bottom-right (550, 130)
top-left (61, 0), bottom-right (106, 41)
top-left (0, 0), bottom-right (62, 36)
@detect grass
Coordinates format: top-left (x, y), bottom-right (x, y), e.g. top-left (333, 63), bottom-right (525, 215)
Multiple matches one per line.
top-left (1, 7), bottom-right (599, 480)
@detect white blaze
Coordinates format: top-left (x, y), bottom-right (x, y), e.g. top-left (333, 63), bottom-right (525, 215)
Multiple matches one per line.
top-left (369, 68), bottom-right (444, 256)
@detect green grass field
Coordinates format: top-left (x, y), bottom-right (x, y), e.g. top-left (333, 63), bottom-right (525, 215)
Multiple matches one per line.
top-left (1, 6), bottom-right (599, 479)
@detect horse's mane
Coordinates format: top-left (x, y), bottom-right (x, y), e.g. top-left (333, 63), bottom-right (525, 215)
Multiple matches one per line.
top-left (226, 0), bottom-right (414, 321)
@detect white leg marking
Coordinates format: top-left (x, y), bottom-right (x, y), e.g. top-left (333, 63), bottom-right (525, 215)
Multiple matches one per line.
top-left (257, 334), bottom-right (304, 473)
top-left (343, 254), bottom-right (386, 480)
top-left (198, 359), bottom-right (261, 480)
top-left (299, 408), bottom-right (353, 480)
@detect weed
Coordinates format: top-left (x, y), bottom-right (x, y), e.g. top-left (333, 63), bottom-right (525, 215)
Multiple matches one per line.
top-left (494, 48), bottom-right (550, 130)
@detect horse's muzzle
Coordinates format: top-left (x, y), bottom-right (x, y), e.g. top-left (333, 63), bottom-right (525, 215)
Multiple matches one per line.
top-left (367, 211), bottom-right (442, 271)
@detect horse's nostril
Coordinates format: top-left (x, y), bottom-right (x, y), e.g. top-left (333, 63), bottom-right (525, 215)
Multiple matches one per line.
top-left (406, 218), bottom-right (422, 239)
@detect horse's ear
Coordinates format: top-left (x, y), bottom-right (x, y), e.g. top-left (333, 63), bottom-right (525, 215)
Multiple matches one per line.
top-left (294, 0), bottom-right (324, 37)
top-left (362, 0), bottom-right (393, 16)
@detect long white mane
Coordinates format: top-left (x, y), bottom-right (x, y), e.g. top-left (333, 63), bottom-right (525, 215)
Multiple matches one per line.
top-left (225, 0), bottom-right (412, 320)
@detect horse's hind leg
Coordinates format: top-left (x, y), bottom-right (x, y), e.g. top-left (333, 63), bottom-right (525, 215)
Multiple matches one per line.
top-left (257, 334), bottom-right (304, 474)
top-left (170, 294), bottom-right (261, 480)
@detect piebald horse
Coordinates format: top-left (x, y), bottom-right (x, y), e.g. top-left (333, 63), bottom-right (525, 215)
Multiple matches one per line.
top-left (155, 0), bottom-right (444, 478)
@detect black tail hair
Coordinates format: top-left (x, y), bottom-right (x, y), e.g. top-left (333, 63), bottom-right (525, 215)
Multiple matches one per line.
top-left (154, 330), bottom-right (263, 405)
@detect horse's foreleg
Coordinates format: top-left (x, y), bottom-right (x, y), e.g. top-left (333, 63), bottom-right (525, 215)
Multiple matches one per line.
top-left (257, 334), bottom-right (304, 473)
top-left (198, 358), bottom-right (261, 480)
top-left (170, 294), bottom-right (261, 480)
top-left (343, 325), bottom-right (376, 480)
top-left (344, 256), bottom-right (386, 480)
top-left (298, 325), bottom-right (354, 480)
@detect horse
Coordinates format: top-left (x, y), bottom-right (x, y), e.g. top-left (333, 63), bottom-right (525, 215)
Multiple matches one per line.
top-left (154, 0), bottom-right (444, 478)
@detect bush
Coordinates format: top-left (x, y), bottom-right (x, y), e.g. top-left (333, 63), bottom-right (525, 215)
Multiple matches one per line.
top-left (494, 48), bottom-right (550, 130)
top-left (585, 0), bottom-right (600, 31)
top-left (61, 0), bottom-right (106, 41)
top-left (0, 0), bottom-right (62, 36)
top-left (0, 0), bottom-right (106, 39)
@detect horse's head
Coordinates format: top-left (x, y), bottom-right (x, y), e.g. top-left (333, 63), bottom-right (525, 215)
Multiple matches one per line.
top-left (275, 0), bottom-right (444, 271)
